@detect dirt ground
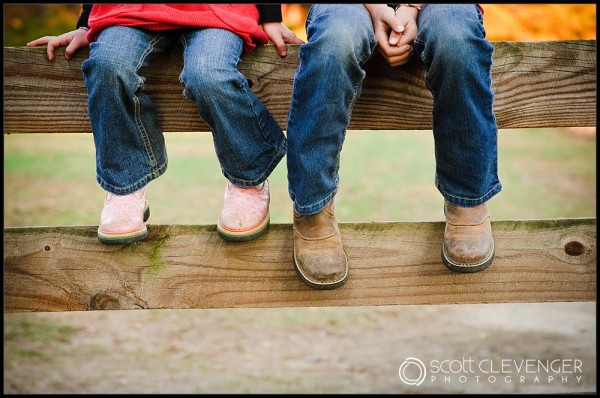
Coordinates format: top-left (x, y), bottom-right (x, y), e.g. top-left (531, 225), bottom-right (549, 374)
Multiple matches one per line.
top-left (3, 302), bottom-right (596, 394)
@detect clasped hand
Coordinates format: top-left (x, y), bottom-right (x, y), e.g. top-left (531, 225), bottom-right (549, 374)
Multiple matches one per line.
top-left (365, 4), bottom-right (419, 67)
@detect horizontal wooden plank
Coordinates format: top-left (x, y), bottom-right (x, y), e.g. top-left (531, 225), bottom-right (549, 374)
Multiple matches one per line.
top-left (3, 40), bottom-right (596, 134)
top-left (3, 218), bottom-right (595, 313)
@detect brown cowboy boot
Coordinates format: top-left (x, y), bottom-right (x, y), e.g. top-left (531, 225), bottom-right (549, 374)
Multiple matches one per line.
top-left (442, 200), bottom-right (495, 273)
top-left (293, 198), bottom-right (348, 290)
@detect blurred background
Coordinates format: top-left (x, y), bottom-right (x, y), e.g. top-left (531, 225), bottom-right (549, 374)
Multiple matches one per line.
top-left (3, 3), bottom-right (597, 395)
top-left (3, 4), bottom-right (598, 45)
top-left (3, 3), bottom-right (597, 227)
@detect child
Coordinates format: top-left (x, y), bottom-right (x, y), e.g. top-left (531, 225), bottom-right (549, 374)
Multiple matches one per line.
top-left (28, 4), bottom-right (303, 244)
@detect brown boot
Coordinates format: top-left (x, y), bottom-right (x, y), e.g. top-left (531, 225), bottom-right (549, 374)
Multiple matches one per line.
top-left (442, 200), bottom-right (495, 273)
top-left (293, 199), bottom-right (348, 290)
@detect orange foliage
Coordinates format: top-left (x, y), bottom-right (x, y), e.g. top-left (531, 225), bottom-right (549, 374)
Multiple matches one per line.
top-left (282, 4), bottom-right (310, 42)
top-left (282, 4), bottom-right (596, 42)
top-left (4, 4), bottom-right (596, 47)
top-left (482, 4), bottom-right (596, 41)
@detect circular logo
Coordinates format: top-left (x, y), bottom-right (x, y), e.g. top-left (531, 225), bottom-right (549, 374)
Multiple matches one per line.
top-left (398, 357), bottom-right (427, 386)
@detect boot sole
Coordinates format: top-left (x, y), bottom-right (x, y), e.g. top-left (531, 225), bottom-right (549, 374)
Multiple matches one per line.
top-left (293, 251), bottom-right (349, 290)
top-left (441, 246), bottom-right (495, 273)
top-left (217, 216), bottom-right (270, 242)
top-left (97, 207), bottom-right (150, 245)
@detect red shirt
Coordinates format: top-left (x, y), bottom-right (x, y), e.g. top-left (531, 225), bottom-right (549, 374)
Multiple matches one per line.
top-left (87, 4), bottom-right (269, 53)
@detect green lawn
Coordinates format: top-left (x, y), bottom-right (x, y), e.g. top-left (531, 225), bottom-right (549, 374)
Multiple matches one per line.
top-left (3, 128), bottom-right (595, 227)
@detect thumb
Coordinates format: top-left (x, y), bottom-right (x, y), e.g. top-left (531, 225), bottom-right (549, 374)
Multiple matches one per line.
top-left (386, 17), bottom-right (405, 46)
top-left (270, 36), bottom-right (287, 57)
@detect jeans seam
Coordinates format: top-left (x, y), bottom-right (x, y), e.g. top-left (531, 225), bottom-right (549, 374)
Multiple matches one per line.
top-left (134, 33), bottom-right (165, 178)
top-left (436, 177), bottom-right (502, 205)
top-left (238, 76), bottom-right (277, 147)
top-left (294, 189), bottom-right (337, 215)
top-left (178, 34), bottom-right (187, 85)
top-left (224, 143), bottom-right (286, 187)
top-left (98, 161), bottom-right (167, 195)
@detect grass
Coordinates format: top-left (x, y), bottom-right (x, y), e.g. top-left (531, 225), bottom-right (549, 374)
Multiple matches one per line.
top-left (3, 128), bottom-right (596, 394)
top-left (3, 127), bottom-right (595, 227)
top-left (3, 313), bottom-right (79, 364)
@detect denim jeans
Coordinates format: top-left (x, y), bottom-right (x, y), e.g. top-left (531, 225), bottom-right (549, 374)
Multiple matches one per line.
top-left (287, 4), bottom-right (501, 214)
top-left (416, 4), bottom-right (502, 207)
top-left (82, 26), bottom-right (286, 195)
top-left (287, 4), bottom-right (377, 215)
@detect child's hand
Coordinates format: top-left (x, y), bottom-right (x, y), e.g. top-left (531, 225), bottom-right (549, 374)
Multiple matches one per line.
top-left (27, 29), bottom-right (90, 61)
top-left (364, 4), bottom-right (418, 67)
top-left (262, 22), bottom-right (304, 58)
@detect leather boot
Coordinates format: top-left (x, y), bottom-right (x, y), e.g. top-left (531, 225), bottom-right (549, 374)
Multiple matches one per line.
top-left (293, 199), bottom-right (348, 290)
top-left (442, 200), bottom-right (495, 273)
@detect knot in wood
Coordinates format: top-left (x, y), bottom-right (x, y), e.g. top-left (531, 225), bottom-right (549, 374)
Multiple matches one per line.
top-left (564, 240), bottom-right (585, 256)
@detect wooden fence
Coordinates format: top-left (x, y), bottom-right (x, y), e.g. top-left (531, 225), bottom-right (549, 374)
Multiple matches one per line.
top-left (3, 40), bottom-right (596, 312)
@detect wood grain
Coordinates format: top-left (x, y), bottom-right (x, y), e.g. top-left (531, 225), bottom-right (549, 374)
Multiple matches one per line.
top-left (4, 219), bottom-right (596, 312)
top-left (3, 41), bottom-right (596, 313)
top-left (3, 40), bottom-right (596, 134)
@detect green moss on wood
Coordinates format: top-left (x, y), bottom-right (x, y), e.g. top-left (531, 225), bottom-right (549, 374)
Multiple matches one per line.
top-left (147, 231), bottom-right (171, 276)
top-left (496, 218), bottom-right (596, 233)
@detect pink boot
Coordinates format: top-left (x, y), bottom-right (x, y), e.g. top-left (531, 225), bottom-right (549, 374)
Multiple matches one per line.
top-left (97, 187), bottom-right (150, 245)
top-left (217, 180), bottom-right (270, 241)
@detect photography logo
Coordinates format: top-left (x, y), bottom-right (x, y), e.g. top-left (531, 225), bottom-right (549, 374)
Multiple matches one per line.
top-left (397, 356), bottom-right (584, 387)
top-left (398, 357), bottom-right (427, 386)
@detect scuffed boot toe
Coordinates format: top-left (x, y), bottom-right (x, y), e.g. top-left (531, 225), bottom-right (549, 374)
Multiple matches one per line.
top-left (442, 200), bottom-right (495, 273)
top-left (292, 199), bottom-right (349, 290)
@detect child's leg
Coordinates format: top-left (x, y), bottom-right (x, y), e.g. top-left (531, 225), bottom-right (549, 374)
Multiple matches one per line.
top-left (286, 4), bottom-right (376, 216)
top-left (81, 26), bottom-right (177, 244)
top-left (82, 26), bottom-right (177, 195)
top-left (286, 4), bottom-right (376, 289)
top-left (415, 4), bottom-right (499, 272)
top-left (179, 28), bottom-right (286, 187)
top-left (180, 28), bottom-right (286, 241)
top-left (416, 4), bottom-right (500, 207)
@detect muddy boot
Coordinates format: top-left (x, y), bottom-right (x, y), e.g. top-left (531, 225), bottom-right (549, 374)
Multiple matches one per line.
top-left (442, 200), bottom-right (495, 273)
top-left (293, 199), bottom-right (348, 290)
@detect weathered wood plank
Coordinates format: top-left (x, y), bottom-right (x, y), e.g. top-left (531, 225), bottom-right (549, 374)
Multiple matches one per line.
top-left (3, 40), bottom-right (596, 134)
top-left (3, 218), bottom-right (595, 312)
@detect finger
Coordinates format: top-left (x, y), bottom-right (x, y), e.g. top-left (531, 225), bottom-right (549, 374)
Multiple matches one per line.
top-left (282, 31), bottom-right (303, 45)
top-left (46, 42), bottom-right (56, 61)
top-left (378, 42), bottom-right (410, 58)
top-left (64, 41), bottom-right (78, 60)
top-left (288, 33), bottom-right (304, 45)
top-left (397, 47), bottom-right (414, 64)
top-left (374, 25), bottom-right (393, 50)
top-left (388, 23), bottom-right (404, 46)
top-left (386, 49), bottom-right (414, 67)
top-left (27, 36), bottom-right (52, 47)
top-left (271, 37), bottom-right (287, 57)
top-left (397, 30), bottom-right (416, 48)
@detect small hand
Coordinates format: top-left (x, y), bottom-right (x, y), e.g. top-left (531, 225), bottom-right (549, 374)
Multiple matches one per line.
top-left (262, 22), bottom-right (305, 58)
top-left (27, 29), bottom-right (89, 61)
top-left (365, 4), bottom-right (419, 67)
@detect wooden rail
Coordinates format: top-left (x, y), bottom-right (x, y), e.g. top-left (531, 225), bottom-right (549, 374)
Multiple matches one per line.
top-left (3, 219), bottom-right (596, 312)
top-left (3, 40), bottom-right (596, 134)
top-left (3, 40), bottom-right (597, 312)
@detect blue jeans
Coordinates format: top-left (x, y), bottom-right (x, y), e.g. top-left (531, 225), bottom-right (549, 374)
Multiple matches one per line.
top-left (287, 4), bottom-right (378, 215)
top-left (416, 4), bottom-right (502, 207)
top-left (287, 4), bottom-right (501, 214)
top-left (82, 26), bottom-right (286, 195)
